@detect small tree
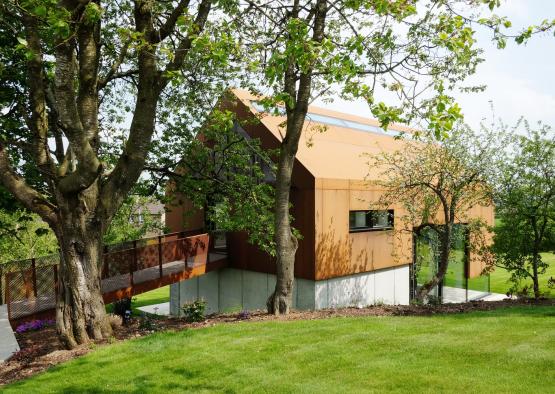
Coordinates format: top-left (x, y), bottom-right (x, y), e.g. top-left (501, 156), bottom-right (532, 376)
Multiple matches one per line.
top-left (493, 122), bottom-right (555, 299)
top-left (368, 126), bottom-right (498, 301)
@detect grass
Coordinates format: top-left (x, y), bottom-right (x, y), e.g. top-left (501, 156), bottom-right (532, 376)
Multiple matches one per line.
top-left (490, 253), bottom-right (555, 297)
top-left (416, 233), bottom-right (554, 297)
top-left (106, 286), bottom-right (170, 315)
top-left (4, 305), bottom-right (554, 393)
top-left (132, 286), bottom-right (170, 310)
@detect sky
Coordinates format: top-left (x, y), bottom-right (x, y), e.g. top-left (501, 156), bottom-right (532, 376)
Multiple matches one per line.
top-left (314, 0), bottom-right (555, 131)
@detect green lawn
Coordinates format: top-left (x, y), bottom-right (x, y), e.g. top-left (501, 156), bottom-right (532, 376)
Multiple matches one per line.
top-left (5, 306), bottom-right (555, 393)
top-left (132, 286), bottom-right (170, 309)
top-left (416, 233), bottom-right (554, 297)
top-left (490, 253), bottom-right (555, 296)
top-left (106, 286), bottom-right (170, 315)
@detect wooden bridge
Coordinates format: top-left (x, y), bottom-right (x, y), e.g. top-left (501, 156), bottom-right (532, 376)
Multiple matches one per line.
top-left (0, 231), bottom-right (227, 328)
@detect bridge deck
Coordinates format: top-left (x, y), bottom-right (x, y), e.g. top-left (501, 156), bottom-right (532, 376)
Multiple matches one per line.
top-left (3, 233), bottom-right (226, 327)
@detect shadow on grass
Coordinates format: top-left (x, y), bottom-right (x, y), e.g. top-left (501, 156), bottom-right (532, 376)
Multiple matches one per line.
top-left (404, 304), bottom-right (555, 320)
top-left (12, 366), bottom-right (227, 394)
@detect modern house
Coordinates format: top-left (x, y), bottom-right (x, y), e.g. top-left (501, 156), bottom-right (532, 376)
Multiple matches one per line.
top-left (165, 89), bottom-right (494, 314)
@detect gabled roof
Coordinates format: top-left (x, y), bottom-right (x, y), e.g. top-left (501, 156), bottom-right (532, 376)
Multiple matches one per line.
top-left (232, 89), bottom-right (413, 182)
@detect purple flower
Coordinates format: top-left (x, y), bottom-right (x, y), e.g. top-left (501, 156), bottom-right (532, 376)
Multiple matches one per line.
top-left (15, 319), bottom-right (55, 333)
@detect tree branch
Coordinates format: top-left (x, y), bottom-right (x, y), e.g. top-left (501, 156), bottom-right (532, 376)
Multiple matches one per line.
top-left (0, 144), bottom-right (57, 226)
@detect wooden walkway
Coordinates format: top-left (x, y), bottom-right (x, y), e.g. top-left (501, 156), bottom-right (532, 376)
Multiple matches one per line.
top-left (3, 232), bottom-right (227, 327)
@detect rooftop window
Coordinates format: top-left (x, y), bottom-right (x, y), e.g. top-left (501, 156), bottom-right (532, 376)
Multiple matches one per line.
top-left (250, 100), bottom-right (401, 137)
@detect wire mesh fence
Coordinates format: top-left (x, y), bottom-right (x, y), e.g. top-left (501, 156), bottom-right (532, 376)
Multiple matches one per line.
top-left (2, 231), bottom-right (212, 321)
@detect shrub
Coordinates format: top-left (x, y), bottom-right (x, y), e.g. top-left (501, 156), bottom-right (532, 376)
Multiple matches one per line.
top-left (138, 313), bottom-right (158, 332)
top-left (113, 298), bottom-right (132, 317)
top-left (238, 310), bottom-right (251, 320)
top-left (182, 299), bottom-right (207, 322)
top-left (426, 295), bottom-right (442, 305)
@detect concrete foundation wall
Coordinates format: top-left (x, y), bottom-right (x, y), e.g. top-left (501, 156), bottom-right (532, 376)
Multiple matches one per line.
top-left (170, 265), bottom-right (409, 315)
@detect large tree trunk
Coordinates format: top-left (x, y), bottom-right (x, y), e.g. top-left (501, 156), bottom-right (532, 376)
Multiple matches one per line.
top-left (55, 198), bottom-right (112, 349)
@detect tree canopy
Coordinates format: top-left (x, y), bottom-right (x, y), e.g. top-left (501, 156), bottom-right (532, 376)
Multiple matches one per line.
top-left (492, 121), bottom-right (555, 298)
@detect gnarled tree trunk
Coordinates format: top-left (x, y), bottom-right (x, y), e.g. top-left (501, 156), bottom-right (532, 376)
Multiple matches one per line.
top-left (54, 193), bottom-right (112, 348)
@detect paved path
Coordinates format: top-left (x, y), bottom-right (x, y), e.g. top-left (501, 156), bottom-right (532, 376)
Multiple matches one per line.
top-left (137, 302), bottom-right (170, 316)
top-left (0, 304), bottom-right (19, 362)
top-left (442, 286), bottom-right (509, 303)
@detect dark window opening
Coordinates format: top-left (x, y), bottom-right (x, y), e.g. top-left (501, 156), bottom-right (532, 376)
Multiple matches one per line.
top-left (349, 210), bottom-right (394, 232)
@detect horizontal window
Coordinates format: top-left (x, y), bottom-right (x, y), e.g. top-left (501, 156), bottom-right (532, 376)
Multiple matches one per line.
top-left (349, 210), bottom-right (394, 232)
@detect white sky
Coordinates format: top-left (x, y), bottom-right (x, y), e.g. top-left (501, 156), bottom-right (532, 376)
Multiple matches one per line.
top-left (314, 0), bottom-right (555, 131)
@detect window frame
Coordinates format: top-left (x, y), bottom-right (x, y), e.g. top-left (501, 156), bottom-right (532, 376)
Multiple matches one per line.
top-left (349, 209), bottom-right (394, 233)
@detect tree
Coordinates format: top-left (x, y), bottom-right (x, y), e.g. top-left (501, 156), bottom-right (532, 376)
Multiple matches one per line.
top-left (163, 106), bottom-right (278, 256)
top-left (368, 126), bottom-right (498, 301)
top-left (492, 122), bottom-right (555, 299)
top-left (104, 195), bottom-right (165, 245)
top-left (0, 210), bottom-right (57, 263)
top-left (240, 0), bottom-right (523, 314)
top-left (0, 0), bottom-right (237, 348)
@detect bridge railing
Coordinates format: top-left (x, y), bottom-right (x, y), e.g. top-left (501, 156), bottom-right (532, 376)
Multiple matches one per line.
top-left (2, 230), bottom-right (212, 321)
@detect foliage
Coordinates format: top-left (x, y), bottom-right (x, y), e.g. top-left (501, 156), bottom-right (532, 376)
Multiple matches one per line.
top-left (181, 299), bottom-right (207, 322)
top-left (138, 313), bottom-right (159, 332)
top-left (0, 0), bottom-right (243, 346)
top-left (492, 121), bottom-right (555, 298)
top-left (3, 306), bottom-right (555, 393)
top-left (232, 0), bottom-right (544, 313)
top-left (237, 310), bottom-right (251, 320)
top-left (167, 106), bottom-right (277, 255)
top-left (489, 252), bottom-right (555, 298)
top-left (112, 298), bottom-right (132, 323)
top-left (368, 124), bottom-right (500, 299)
top-left (0, 210), bottom-right (57, 263)
top-left (104, 196), bottom-right (165, 245)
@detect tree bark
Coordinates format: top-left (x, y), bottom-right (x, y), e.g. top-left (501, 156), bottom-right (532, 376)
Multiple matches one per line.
top-left (54, 197), bottom-right (112, 348)
top-left (532, 253), bottom-right (541, 299)
top-left (267, 147), bottom-right (298, 314)
top-left (266, 0), bottom-right (328, 315)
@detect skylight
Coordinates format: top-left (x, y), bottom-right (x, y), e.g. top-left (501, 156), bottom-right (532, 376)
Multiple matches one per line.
top-left (250, 100), bottom-right (401, 138)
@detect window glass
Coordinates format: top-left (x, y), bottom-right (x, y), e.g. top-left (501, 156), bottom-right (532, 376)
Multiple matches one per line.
top-left (349, 210), bottom-right (394, 232)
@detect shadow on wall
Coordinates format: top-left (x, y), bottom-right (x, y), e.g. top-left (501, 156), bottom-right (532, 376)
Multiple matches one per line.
top-left (315, 219), bottom-right (371, 280)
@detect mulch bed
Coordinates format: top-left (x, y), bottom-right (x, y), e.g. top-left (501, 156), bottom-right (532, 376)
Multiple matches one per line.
top-left (1, 298), bottom-right (553, 386)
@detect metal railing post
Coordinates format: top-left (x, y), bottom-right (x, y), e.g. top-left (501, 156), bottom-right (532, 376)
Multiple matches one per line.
top-left (31, 258), bottom-right (38, 298)
top-left (158, 235), bottom-right (163, 278)
top-left (131, 240), bottom-right (137, 287)
top-left (6, 272), bottom-right (11, 321)
top-left (53, 264), bottom-right (59, 300)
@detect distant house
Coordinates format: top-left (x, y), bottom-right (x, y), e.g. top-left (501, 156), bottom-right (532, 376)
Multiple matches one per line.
top-left (130, 200), bottom-right (166, 237)
top-left (165, 89), bottom-right (494, 314)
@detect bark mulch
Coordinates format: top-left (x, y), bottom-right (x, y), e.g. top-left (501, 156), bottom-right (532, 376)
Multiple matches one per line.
top-left (1, 298), bottom-right (553, 386)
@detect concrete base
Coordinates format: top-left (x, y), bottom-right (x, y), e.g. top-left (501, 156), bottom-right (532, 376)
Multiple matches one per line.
top-left (442, 286), bottom-right (508, 303)
top-left (170, 265), bottom-right (410, 315)
top-left (0, 304), bottom-right (19, 362)
top-left (137, 302), bottom-right (170, 316)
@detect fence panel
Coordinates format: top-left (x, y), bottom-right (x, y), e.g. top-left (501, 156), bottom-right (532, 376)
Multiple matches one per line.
top-left (4, 232), bottom-right (210, 321)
